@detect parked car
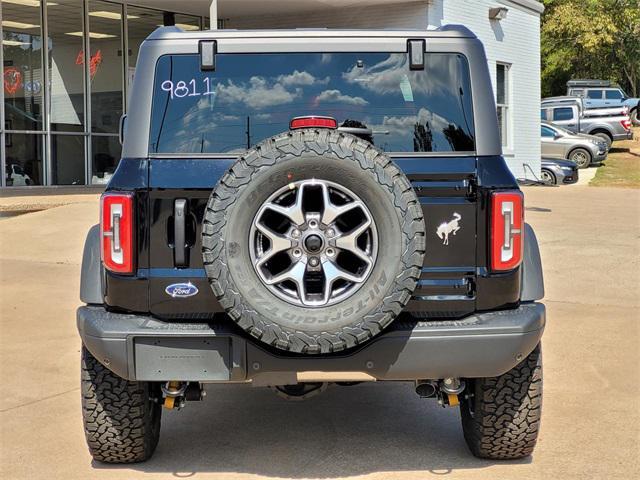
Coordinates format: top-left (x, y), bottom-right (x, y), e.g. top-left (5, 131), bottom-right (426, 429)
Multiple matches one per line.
top-left (541, 98), bottom-right (632, 149)
top-left (541, 121), bottom-right (607, 168)
top-left (540, 157), bottom-right (579, 185)
top-left (567, 79), bottom-right (640, 126)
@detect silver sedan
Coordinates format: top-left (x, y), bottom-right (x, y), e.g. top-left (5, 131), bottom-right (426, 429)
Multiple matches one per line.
top-left (541, 121), bottom-right (608, 168)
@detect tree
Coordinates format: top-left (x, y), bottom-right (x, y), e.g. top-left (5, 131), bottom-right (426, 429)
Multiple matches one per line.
top-left (413, 121), bottom-right (433, 152)
top-left (541, 0), bottom-right (640, 97)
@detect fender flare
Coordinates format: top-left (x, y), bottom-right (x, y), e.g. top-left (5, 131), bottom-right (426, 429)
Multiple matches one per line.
top-left (80, 224), bottom-right (104, 304)
top-left (521, 223), bottom-right (544, 301)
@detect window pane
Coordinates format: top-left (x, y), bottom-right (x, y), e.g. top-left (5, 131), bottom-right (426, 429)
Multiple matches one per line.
top-left (586, 90), bottom-right (603, 99)
top-left (89, 0), bottom-right (124, 133)
top-left (496, 64), bottom-right (506, 105)
top-left (91, 135), bottom-right (121, 184)
top-left (48, 0), bottom-right (85, 132)
top-left (553, 108), bottom-right (573, 121)
top-left (497, 106), bottom-right (507, 146)
top-left (51, 134), bottom-right (85, 184)
top-left (4, 133), bottom-right (44, 186)
top-left (541, 126), bottom-right (554, 137)
top-left (2, 2), bottom-right (44, 131)
top-left (605, 90), bottom-right (623, 100)
top-left (174, 14), bottom-right (201, 31)
top-left (150, 53), bottom-right (475, 153)
top-left (125, 6), bottom-right (165, 104)
top-left (126, 6), bottom-right (165, 69)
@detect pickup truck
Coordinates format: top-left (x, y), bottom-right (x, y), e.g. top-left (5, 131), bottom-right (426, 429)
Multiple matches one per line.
top-left (541, 97), bottom-right (633, 149)
top-left (567, 79), bottom-right (640, 126)
top-left (77, 25), bottom-right (546, 464)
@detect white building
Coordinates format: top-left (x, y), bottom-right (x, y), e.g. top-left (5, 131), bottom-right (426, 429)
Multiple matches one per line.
top-left (147, 0), bottom-right (545, 179)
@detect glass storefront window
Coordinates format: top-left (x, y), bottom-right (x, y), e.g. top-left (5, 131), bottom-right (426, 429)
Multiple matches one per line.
top-left (51, 134), bottom-right (85, 184)
top-left (91, 135), bottom-right (120, 184)
top-left (47, 0), bottom-right (86, 132)
top-left (174, 14), bottom-right (201, 32)
top-left (1, 1), bottom-right (209, 187)
top-left (126, 6), bottom-right (164, 69)
top-left (2, 1), bottom-right (45, 131)
top-left (89, 0), bottom-right (124, 133)
top-left (126, 8), bottom-right (201, 98)
top-left (4, 133), bottom-right (44, 186)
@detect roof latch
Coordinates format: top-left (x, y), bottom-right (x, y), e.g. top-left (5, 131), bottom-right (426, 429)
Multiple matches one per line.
top-left (199, 40), bottom-right (217, 71)
top-left (408, 39), bottom-right (425, 71)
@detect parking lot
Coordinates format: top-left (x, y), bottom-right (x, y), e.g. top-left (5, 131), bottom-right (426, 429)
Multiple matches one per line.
top-left (1, 184), bottom-right (638, 480)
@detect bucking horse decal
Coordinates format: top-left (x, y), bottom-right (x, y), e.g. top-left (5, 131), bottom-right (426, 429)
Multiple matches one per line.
top-left (436, 213), bottom-right (462, 245)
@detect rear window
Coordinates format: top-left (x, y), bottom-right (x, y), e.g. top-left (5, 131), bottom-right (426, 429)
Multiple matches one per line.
top-left (149, 52), bottom-right (475, 154)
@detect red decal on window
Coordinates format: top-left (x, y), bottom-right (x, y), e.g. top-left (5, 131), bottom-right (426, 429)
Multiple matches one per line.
top-left (4, 67), bottom-right (23, 95)
top-left (76, 50), bottom-right (103, 79)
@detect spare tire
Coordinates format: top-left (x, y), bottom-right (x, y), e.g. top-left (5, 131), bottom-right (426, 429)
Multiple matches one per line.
top-left (202, 129), bottom-right (425, 354)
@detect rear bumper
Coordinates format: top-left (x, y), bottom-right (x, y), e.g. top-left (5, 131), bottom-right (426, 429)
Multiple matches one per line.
top-left (612, 131), bottom-right (633, 141)
top-left (77, 303), bottom-right (545, 383)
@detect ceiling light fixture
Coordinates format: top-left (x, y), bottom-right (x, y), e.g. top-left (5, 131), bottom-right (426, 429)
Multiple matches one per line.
top-left (65, 31), bottom-right (117, 39)
top-left (2, 20), bottom-right (39, 29)
top-left (89, 11), bottom-right (139, 20)
top-left (3, 39), bottom-right (32, 46)
top-left (2, 0), bottom-right (58, 7)
top-left (156, 23), bottom-right (200, 31)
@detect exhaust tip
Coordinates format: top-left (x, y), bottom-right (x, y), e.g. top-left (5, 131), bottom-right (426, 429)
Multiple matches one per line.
top-left (415, 381), bottom-right (437, 398)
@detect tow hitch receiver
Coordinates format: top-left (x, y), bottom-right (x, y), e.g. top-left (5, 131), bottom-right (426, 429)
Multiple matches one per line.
top-left (161, 381), bottom-right (205, 409)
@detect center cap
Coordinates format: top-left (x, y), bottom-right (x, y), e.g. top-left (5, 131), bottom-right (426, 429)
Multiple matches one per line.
top-left (304, 234), bottom-right (323, 253)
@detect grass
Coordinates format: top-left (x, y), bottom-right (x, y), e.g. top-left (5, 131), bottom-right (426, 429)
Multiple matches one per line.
top-left (590, 126), bottom-right (640, 188)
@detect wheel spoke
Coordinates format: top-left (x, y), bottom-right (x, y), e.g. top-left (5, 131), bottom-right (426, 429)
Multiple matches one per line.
top-left (335, 217), bottom-right (372, 258)
top-left (320, 182), bottom-right (363, 225)
top-left (320, 259), bottom-right (366, 304)
top-left (264, 261), bottom-right (308, 303)
top-left (264, 183), bottom-right (306, 226)
top-left (255, 222), bottom-right (292, 267)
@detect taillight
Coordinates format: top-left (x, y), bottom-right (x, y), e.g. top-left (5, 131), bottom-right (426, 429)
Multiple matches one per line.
top-left (290, 116), bottom-right (338, 130)
top-left (621, 119), bottom-right (631, 130)
top-left (101, 192), bottom-right (134, 274)
top-left (490, 191), bottom-right (524, 271)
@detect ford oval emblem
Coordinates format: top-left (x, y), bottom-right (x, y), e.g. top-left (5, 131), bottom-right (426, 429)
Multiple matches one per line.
top-left (165, 282), bottom-right (199, 298)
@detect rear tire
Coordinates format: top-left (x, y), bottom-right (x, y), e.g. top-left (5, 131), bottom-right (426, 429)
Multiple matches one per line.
top-left (568, 148), bottom-right (592, 168)
top-left (631, 108), bottom-right (639, 127)
top-left (460, 344), bottom-right (542, 459)
top-left (81, 346), bottom-right (162, 463)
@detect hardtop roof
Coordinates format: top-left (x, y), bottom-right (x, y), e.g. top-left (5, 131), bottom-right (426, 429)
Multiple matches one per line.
top-left (145, 24), bottom-right (477, 41)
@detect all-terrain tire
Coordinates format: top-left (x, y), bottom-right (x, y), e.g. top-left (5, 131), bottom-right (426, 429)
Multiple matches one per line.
top-left (81, 346), bottom-right (161, 463)
top-left (460, 344), bottom-right (543, 459)
top-left (630, 107), bottom-right (639, 127)
top-left (202, 128), bottom-right (425, 354)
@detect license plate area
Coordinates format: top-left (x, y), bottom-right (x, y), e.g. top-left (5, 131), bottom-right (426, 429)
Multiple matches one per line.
top-left (134, 337), bottom-right (231, 381)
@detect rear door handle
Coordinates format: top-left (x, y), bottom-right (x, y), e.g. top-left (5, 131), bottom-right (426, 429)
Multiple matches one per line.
top-left (174, 199), bottom-right (187, 267)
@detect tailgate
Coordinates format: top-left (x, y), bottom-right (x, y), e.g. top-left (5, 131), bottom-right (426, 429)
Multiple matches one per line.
top-left (143, 155), bottom-right (520, 320)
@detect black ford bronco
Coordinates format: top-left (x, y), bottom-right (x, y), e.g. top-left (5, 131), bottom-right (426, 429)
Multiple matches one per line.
top-left (77, 25), bottom-right (545, 463)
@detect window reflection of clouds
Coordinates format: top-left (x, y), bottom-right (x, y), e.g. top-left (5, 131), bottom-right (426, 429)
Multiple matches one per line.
top-left (150, 53), bottom-right (474, 154)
